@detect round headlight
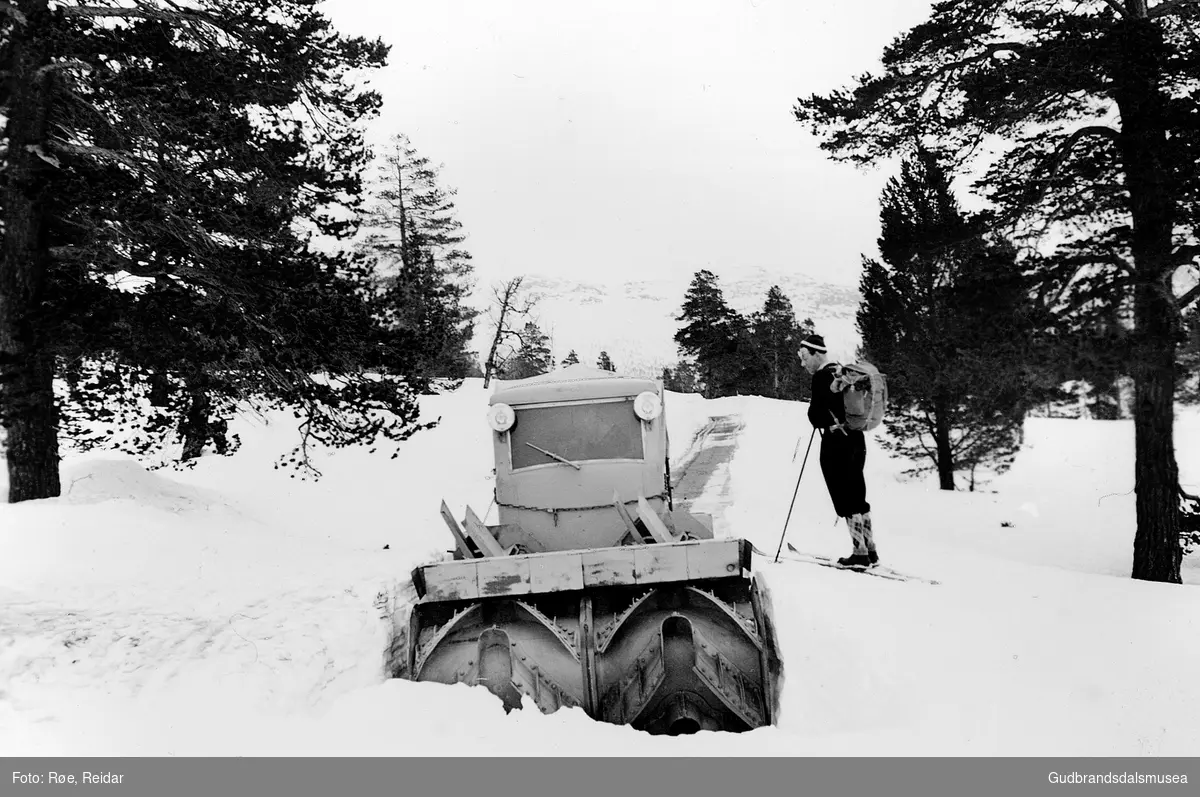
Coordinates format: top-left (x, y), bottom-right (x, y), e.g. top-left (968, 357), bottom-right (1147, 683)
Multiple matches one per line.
top-left (487, 402), bottom-right (516, 432)
top-left (633, 391), bottom-right (662, 421)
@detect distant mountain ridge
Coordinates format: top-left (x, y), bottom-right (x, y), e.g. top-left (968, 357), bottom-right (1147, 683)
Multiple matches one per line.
top-left (470, 267), bottom-right (863, 379)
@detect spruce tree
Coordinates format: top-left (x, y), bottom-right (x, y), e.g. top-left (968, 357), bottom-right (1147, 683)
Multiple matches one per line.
top-left (662, 361), bottom-right (700, 394)
top-left (359, 133), bottom-right (478, 391)
top-left (561, 350), bottom-right (580, 367)
top-left (596, 351), bottom-right (616, 372)
top-left (674, 270), bottom-right (747, 398)
top-left (748, 286), bottom-right (806, 400)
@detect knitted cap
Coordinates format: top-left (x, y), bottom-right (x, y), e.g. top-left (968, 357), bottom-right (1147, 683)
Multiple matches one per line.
top-left (798, 333), bottom-right (827, 353)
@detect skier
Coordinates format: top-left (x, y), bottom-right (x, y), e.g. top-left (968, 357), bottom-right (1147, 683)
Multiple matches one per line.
top-left (798, 333), bottom-right (877, 567)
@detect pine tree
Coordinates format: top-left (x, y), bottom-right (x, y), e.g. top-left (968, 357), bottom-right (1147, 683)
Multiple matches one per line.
top-left (359, 133), bottom-right (478, 391)
top-left (596, 351), bottom-right (616, 372)
top-left (1, 0), bottom-right (429, 495)
top-left (561, 350), bottom-right (580, 367)
top-left (504, 322), bottom-right (552, 380)
top-left (1, 0), bottom-right (59, 500)
top-left (858, 148), bottom-right (1034, 490)
top-left (794, 0), bottom-right (1200, 581)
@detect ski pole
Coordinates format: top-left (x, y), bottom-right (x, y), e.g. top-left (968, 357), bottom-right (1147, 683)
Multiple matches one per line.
top-left (774, 427), bottom-right (816, 563)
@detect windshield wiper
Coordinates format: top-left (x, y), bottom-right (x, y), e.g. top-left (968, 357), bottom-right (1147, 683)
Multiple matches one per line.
top-left (524, 442), bottom-right (582, 470)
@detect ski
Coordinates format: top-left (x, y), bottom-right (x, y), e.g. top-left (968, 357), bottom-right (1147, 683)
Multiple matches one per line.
top-left (752, 543), bottom-right (939, 585)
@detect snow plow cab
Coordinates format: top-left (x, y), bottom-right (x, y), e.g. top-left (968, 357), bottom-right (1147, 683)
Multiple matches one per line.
top-left (396, 365), bottom-right (780, 735)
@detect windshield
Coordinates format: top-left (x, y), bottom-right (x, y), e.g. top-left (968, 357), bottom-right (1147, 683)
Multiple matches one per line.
top-left (510, 399), bottom-right (644, 470)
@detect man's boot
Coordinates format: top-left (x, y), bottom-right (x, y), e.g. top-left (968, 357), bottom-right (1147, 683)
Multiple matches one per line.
top-left (838, 514), bottom-right (872, 567)
top-left (861, 513), bottom-right (879, 565)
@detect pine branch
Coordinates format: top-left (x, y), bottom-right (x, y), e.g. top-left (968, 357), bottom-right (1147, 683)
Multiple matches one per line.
top-left (913, 428), bottom-right (938, 464)
top-left (1008, 125), bottom-right (1121, 225)
top-left (950, 427), bottom-right (979, 455)
top-left (62, 2), bottom-right (253, 49)
top-left (0, 1), bottom-right (26, 24)
top-left (62, 3), bottom-right (214, 24)
top-left (1091, 252), bottom-right (1137, 277)
top-left (1149, 0), bottom-right (1200, 18)
top-left (894, 42), bottom-right (1028, 89)
top-left (1043, 125), bottom-right (1121, 180)
top-left (919, 408), bottom-right (938, 439)
top-left (52, 141), bottom-right (145, 169)
top-left (1180, 282), bottom-right (1200, 311)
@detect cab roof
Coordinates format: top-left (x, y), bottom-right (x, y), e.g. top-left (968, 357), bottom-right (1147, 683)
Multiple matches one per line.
top-left (490, 364), bottom-right (660, 406)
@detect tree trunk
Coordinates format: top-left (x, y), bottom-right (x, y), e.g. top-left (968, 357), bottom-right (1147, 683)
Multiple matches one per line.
top-left (395, 152), bottom-right (409, 268)
top-left (484, 278), bottom-right (525, 388)
top-left (179, 380), bottom-right (212, 461)
top-left (148, 371), bottom-right (172, 408)
top-left (1113, 18), bottom-right (1182, 583)
top-left (772, 349), bottom-right (780, 398)
top-left (0, 1), bottom-right (61, 503)
top-left (483, 301), bottom-right (508, 389)
top-left (933, 402), bottom-right (955, 491)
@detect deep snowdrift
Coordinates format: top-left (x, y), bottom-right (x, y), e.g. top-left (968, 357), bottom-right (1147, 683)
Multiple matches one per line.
top-left (2, 382), bottom-right (1198, 756)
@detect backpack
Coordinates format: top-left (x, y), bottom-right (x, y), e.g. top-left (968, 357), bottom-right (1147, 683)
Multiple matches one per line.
top-left (832, 361), bottom-right (888, 432)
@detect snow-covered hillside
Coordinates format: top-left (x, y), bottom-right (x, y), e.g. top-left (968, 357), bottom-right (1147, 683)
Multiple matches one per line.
top-left (470, 267), bottom-right (862, 376)
top-left (2, 382), bottom-right (1199, 756)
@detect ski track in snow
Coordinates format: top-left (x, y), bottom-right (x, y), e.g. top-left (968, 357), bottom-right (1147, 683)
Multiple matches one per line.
top-left (671, 414), bottom-right (745, 536)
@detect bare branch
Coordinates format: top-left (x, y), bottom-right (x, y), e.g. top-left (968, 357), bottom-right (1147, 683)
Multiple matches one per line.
top-left (1149, 0), bottom-right (1200, 18)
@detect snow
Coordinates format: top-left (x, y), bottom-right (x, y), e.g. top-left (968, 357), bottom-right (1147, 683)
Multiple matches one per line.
top-left (2, 381), bottom-right (1199, 756)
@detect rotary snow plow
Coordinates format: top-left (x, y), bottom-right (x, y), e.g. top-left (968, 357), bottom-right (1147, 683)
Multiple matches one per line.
top-left (395, 365), bottom-right (781, 735)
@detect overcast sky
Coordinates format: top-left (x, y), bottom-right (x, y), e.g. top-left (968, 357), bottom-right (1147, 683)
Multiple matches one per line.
top-left (319, 0), bottom-right (936, 289)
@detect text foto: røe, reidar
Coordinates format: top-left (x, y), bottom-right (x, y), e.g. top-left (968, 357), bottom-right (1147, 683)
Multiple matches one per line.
top-left (13, 771), bottom-right (125, 785)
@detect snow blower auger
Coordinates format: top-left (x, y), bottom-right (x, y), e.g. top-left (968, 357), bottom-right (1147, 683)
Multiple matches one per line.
top-left (396, 365), bottom-right (781, 735)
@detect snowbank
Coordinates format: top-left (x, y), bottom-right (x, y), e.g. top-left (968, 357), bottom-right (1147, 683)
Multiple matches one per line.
top-left (2, 381), bottom-right (1199, 756)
